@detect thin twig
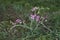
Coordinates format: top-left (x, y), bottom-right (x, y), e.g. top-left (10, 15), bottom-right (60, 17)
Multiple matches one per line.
top-left (9, 24), bottom-right (32, 32)
top-left (9, 25), bottom-right (16, 32)
top-left (41, 22), bottom-right (53, 32)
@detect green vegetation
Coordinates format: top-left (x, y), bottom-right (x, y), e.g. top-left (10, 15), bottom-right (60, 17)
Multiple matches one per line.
top-left (0, 0), bottom-right (60, 40)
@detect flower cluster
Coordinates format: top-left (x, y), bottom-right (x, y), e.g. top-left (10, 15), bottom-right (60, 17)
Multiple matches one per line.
top-left (30, 14), bottom-right (40, 22)
top-left (14, 7), bottom-right (47, 24)
top-left (15, 19), bottom-right (22, 24)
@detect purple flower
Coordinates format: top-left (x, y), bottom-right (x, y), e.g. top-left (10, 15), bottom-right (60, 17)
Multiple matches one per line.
top-left (15, 19), bottom-right (22, 23)
top-left (36, 15), bottom-right (40, 22)
top-left (31, 7), bottom-right (39, 11)
top-left (30, 14), bottom-right (36, 20)
top-left (30, 14), bottom-right (40, 22)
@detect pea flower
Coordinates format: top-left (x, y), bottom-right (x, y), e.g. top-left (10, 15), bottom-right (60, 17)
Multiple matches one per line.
top-left (30, 14), bottom-right (36, 20)
top-left (36, 15), bottom-right (40, 22)
top-left (31, 7), bottom-right (39, 11)
top-left (15, 19), bottom-right (22, 24)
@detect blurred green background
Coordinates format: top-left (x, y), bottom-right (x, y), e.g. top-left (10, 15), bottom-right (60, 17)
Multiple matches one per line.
top-left (0, 0), bottom-right (60, 40)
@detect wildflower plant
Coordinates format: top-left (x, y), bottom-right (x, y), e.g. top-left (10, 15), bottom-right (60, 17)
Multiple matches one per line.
top-left (0, 0), bottom-right (60, 40)
top-left (7, 7), bottom-right (53, 40)
top-left (0, 5), bottom-right (60, 40)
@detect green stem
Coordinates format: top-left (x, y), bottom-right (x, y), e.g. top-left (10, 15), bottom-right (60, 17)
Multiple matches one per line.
top-left (30, 20), bottom-right (33, 27)
top-left (34, 23), bottom-right (39, 30)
